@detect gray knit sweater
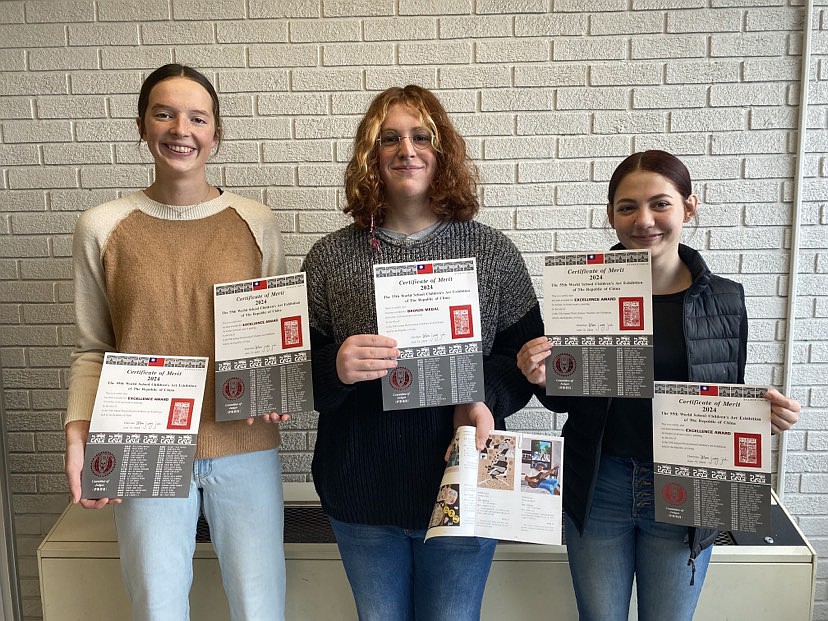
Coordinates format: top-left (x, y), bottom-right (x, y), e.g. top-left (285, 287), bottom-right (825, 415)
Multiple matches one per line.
top-left (302, 220), bottom-right (542, 528)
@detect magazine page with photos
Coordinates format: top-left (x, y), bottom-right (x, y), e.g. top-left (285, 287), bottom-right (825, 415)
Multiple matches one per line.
top-left (426, 426), bottom-right (563, 545)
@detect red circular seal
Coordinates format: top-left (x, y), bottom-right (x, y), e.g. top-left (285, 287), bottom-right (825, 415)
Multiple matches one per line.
top-left (90, 451), bottom-right (116, 477)
top-left (552, 353), bottom-right (576, 377)
top-left (222, 377), bottom-right (245, 400)
top-left (662, 482), bottom-right (687, 506)
top-left (388, 367), bottom-right (412, 390)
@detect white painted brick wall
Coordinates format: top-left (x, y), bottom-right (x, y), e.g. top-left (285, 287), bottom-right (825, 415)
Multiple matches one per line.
top-left (665, 59), bottom-right (740, 84)
top-left (0, 3), bottom-right (826, 620)
top-left (218, 22), bottom-right (289, 44)
top-left (66, 23), bottom-right (139, 46)
top-left (175, 47), bottom-right (247, 69)
top-left (666, 8), bottom-right (742, 33)
top-left (670, 109), bottom-right (747, 133)
top-left (70, 71), bottom-right (143, 94)
top-left (36, 95), bottom-right (107, 119)
top-left (591, 63), bottom-right (663, 86)
top-left (477, 40), bottom-right (549, 64)
top-left (591, 11), bottom-right (664, 36)
top-left (515, 65), bottom-right (586, 87)
top-left (557, 86), bottom-right (627, 110)
top-left (632, 34), bottom-right (706, 59)
top-left (248, 0), bottom-right (320, 19)
top-left (97, 0), bottom-right (170, 21)
top-left (323, 43), bottom-right (396, 66)
top-left (554, 37), bottom-right (627, 61)
top-left (513, 13), bottom-right (587, 36)
top-left (141, 22), bottom-right (214, 45)
top-left (439, 16), bottom-right (512, 39)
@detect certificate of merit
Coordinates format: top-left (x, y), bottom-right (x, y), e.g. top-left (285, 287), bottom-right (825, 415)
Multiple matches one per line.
top-left (213, 273), bottom-right (313, 422)
top-left (374, 258), bottom-right (484, 411)
top-left (543, 250), bottom-right (654, 398)
top-left (81, 353), bottom-right (208, 499)
top-left (653, 382), bottom-right (772, 535)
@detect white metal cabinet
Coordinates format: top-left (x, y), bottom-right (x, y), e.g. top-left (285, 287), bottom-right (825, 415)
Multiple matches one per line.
top-left (39, 484), bottom-right (816, 620)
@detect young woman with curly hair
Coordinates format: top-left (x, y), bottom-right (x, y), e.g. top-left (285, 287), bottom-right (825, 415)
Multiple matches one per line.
top-left (302, 85), bottom-right (542, 620)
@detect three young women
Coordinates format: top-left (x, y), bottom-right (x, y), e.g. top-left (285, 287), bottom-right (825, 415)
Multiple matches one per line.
top-left (65, 72), bottom-right (801, 621)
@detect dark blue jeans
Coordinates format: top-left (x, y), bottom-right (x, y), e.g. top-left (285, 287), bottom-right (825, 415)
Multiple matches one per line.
top-left (329, 517), bottom-right (497, 621)
top-left (564, 456), bottom-right (712, 621)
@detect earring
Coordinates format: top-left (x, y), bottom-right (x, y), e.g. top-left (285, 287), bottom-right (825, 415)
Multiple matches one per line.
top-left (369, 214), bottom-right (380, 253)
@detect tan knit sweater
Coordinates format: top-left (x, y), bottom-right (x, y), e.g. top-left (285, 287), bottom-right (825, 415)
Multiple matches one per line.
top-left (67, 190), bottom-right (286, 459)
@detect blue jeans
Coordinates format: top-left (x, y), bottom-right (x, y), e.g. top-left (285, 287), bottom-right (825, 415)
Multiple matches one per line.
top-left (329, 517), bottom-right (497, 621)
top-left (113, 448), bottom-right (286, 621)
top-left (564, 456), bottom-right (712, 621)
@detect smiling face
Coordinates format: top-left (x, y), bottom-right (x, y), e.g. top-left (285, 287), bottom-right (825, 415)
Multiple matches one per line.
top-left (137, 76), bottom-right (219, 180)
top-left (607, 169), bottom-right (697, 263)
top-left (377, 103), bottom-right (437, 210)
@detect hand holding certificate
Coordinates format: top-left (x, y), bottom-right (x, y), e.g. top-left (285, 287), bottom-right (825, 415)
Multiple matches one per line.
top-left (214, 273), bottom-right (314, 422)
top-left (374, 258), bottom-right (485, 410)
top-left (653, 382), bottom-right (772, 534)
top-left (80, 353), bottom-right (208, 499)
top-left (543, 250), bottom-right (654, 398)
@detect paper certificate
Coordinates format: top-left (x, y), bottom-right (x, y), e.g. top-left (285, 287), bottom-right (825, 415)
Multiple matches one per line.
top-left (426, 426), bottom-right (564, 545)
top-left (374, 258), bottom-right (485, 411)
top-left (81, 353), bottom-right (208, 499)
top-left (214, 273), bottom-right (313, 422)
top-left (653, 382), bottom-right (772, 534)
top-left (543, 250), bottom-right (654, 398)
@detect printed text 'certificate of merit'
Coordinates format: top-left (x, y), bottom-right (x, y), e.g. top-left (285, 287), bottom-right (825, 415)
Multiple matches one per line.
top-left (213, 273), bottom-right (314, 422)
top-left (543, 250), bottom-right (654, 398)
top-left (374, 258), bottom-right (484, 411)
top-left (81, 353), bottom-right (208, 499)
top-left (653, 382), bottom-right (772, 535)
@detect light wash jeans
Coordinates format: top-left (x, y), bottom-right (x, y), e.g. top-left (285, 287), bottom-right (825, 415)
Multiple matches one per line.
top-left (564, 455), bottom-right (712, 621)
top-left (113, 448), bottom-right (286, 621)
top-left (329, 517), bottom-right (497, 621)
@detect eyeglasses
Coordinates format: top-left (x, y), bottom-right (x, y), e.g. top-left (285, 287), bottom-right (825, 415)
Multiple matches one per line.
top-left (377, 130), bottom-right (434, 151)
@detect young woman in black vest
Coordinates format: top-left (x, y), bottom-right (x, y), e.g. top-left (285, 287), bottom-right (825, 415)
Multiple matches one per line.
top-left (517, 150), bottom-right (800, 621)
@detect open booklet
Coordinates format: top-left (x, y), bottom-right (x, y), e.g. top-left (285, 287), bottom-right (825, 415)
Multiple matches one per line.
top-left (426, 426), bottom-right (564, 545)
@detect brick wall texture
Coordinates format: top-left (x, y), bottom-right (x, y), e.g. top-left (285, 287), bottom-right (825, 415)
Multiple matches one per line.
top-left (0, 1), bottom-right (826, 619)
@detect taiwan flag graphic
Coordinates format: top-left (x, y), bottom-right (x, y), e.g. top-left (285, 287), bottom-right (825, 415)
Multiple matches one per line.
top-left (586, 253), bottom-right (604, 265)
top-left (699, 385), bottom-right (719, 397)
top-left (148, 357), bottom-right (165, 367)
top-left (417, 263), bottom-right (433, 274)
top-left (252, 280), bottom-right (268, 290)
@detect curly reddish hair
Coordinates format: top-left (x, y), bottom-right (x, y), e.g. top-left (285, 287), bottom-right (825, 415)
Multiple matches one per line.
top-left (344, 85), bottom-right (479, 229)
